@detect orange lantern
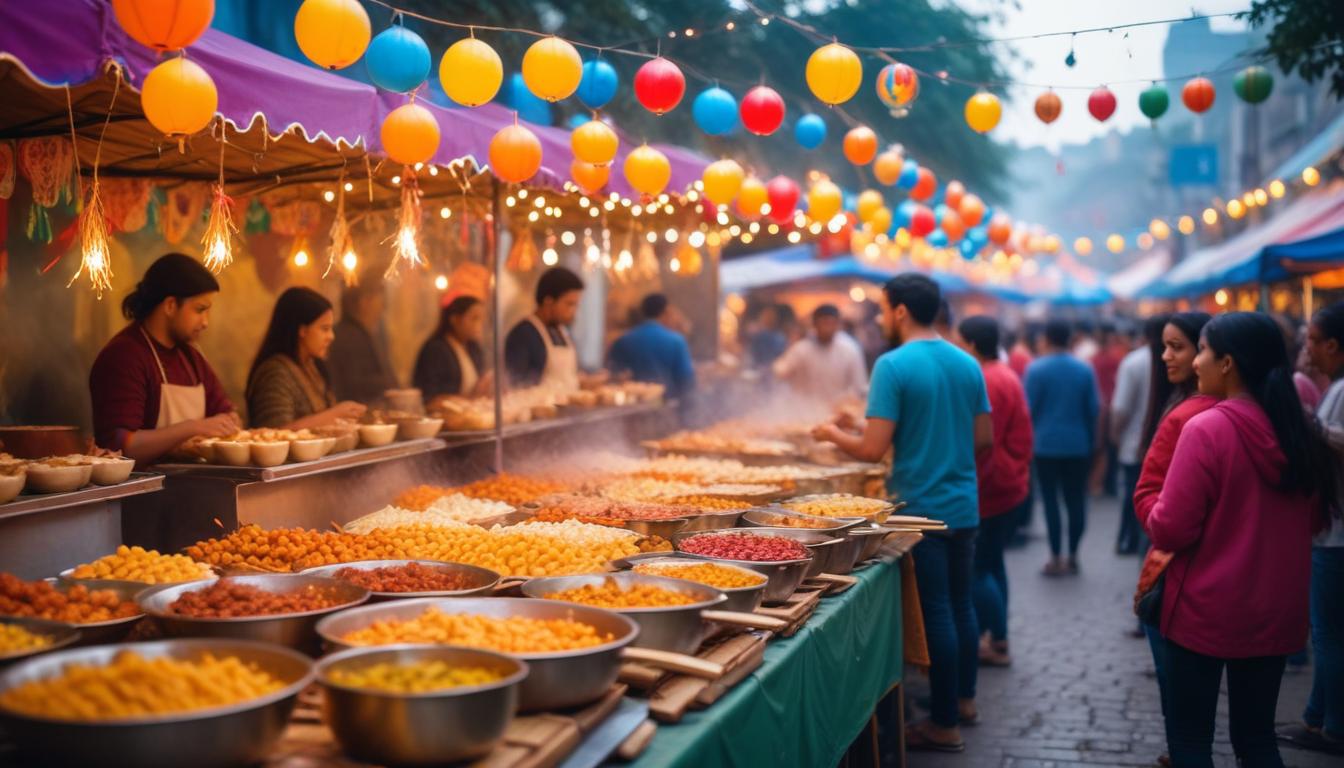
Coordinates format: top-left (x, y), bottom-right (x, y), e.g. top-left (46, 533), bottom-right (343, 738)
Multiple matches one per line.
top-left (624, 144), bottom-right (672, 197)
top-left (571, 119), bottom-right (618, 166)
top-left (112, 0), bottom-right (214, 51)
top-left (958, 194), bottom-right (985, 227)
top-left (489, 122), bottom-right (543, 183)
top-left (843, 126), bottom-right (878, 166)
top-left (1034, 91), bottom-right (1062, 124)
top-left (943, 180), bottom-right (965, 209)
top-left (856, 189), bottom-right (885, 223)
top-left (141, 57), bottom-right (218, 137)
top-left (873, 150), bottom-right (903, 186)
top-left (987, 214), bottom-right (1012, 245)
top-left (737, 177), bottom-right (768, 218)
top-left (941, 209), bottom-right (965, 241)
top-left (294, 0), bottom-right (370, 70)
top-left (1182, 77), bottom-right (1216, 114)
top-left (571, 160), bottom-right (609, 194)
top-left (380, 102), bottom-right (440, 166)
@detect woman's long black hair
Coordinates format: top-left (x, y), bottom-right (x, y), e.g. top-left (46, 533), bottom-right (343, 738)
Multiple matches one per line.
top-left (1203, 312), bottom-right (1334, 499)
top-left (432, 295), bottom-right (482, 341)
top-left (247, 287), bottom-right (334, 394)
top-left (1140, 311), bottom-right (1210, 456)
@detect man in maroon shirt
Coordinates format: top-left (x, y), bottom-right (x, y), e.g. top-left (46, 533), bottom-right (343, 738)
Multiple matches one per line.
top-left (88, 253), bottom-right (239, 464)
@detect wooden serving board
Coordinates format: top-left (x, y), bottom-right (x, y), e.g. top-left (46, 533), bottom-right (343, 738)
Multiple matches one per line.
top-left (618, 631), bottom-right (770, 723)
top-left (755, 588), bottom-right (822, 637)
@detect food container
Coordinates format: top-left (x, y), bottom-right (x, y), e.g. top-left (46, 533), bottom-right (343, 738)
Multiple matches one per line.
top-left (0, 617), bottom-right (80, 666)
top-left (287, 438), bottom-right (330, 463)
top-left (88, 457), bottom-right (135, 486)
top-left (0, 638), bottom-right (313, 768)
top-left (395, 417), bottom-right (444, 441)
top-left (623, 548), bottom-right (808, 607)
top-left (620, 517), bottom-right (690, 539)
top-left (329, 431), bottom-right (358, 454)
top-left (741, 507), bottom-right (865, 534)
top-left (32, 580), bottom-right (145, 646)
top-left (137, 574), bottom-right (370, 655)
top-left (317, 644), bottom-right (527, 765)
top-left (24, 463), bottom-right (91, 494)
top-left (730, 527), bottom-right (847, 577)
top-left (621, 557), bottom-right (767, 613)
top-left (677, 509), bottom-right (746, 532)
top-left (57, 567), bottom-right (217, 595)
top-left (849, 524), bottom-right (895, 562)
top-left (0, 469), bottom-right (25, 504)
top-left (783, 493), bottom-right (899, 524)
top-left (249, 441), bottom-right (290, 468)
top-left (0, 426), bottom-right (82, 460)
top-left (358, 423), bottom-right (398, 447)
top-left (211, 441), bottom-right (251, 466)
top-left (299, 560), bottom-right (500, 601)
top-left (383, 388), bottom-right (424, 414)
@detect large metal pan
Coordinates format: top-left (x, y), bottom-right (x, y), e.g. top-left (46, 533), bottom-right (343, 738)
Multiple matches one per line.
top-left (624, 544), bottom-right (811, 606)
top-left (621, 557), bottom-right (768, 613)
top-left (849, 524), bottom-right (896, 563)
top-left (299, 559), bottom-right (500, 601)
top-left (781, 494), bottom-right (904, 524)
top-left (677, 508), bottom-right (747, 532)
top-left (12, 580), bottom-right (146, 646)
top-left (0, 617), bottom-right (80, 665)
top-left (675, 528), bottom-right (841, 579)
top-left (741, 506), bottom-right (866, 534)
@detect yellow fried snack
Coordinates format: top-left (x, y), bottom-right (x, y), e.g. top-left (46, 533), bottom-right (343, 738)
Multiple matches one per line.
top-left (340, 608), bottom-right (613, 653)
top-left (541, 581), bottom-right (699, 609)
top-left (632, 562), bottom-right (766, 590)
top-left (328, 660), bottom-right (506, 693)
top-left (71, 546), bottom-right (213, 584)
top-left (0, 623), bottom-right (53, 654)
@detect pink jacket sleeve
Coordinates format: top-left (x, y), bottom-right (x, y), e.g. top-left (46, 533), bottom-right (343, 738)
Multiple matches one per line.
top-left (1148, 420), bottom-right (1217, 553)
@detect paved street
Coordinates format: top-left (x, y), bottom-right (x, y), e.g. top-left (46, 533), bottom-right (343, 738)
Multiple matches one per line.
top-left (905, 495), bottom-right (1336, 768)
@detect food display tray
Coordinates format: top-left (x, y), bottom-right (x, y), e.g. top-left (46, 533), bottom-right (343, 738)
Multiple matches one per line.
top-left (0, 473), bottom-right (162, 520)
top-left (153, 439), bottom-right (446, 482)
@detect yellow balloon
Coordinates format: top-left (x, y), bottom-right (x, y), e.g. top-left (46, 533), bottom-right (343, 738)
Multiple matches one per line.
top-left (964, 92), bottom-right (1002, 134)
top-left (701, 159), bottom-right (744, 206)
top-left (624, 145), bottom-right (671, 197)
top-left (572, 120), bottom-right (618, 166)
top-left (522, 36), bottom-right (582, 102)
top-left (856, 189), bottom-right (884, 223)
top-left (737, 177), bottom-right (768, 218)
top-left (294, 0), bottom-right (370, 70)
top-left (807, 180), bottom-right (843, 222)
top-left (873, 151), bottom-right (903, 186)
top-left (805, 42), bottom-right (862, 105)
top-left (870, 207), bottom-right (892, 235)
top-left (439, 38), bottom-right (502, 107)
top-left (381, 102), bottom-right (440, 166)
top-left (142, 57), bottom-right (218, 137)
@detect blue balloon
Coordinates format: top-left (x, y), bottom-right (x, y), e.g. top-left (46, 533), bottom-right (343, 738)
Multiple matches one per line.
top-left (566, 113), bottom-right (591, 129)
top-left (897, 160), bottom-right (920, 190)
top-left (795, 114), bottom-right (827, 149)
top-left (692, 87), bottom-right (738, 136)
top-left (366, 26), bottom-right (431, 93)
top-left (959, 239), bottom-right (979, 259)
top-left (842, 191), bottom-right (858, 212)
top-left (927, 231), bottom-right (949, 248)
top-left (895, 200), bottom-right (917, 227)
top-left (934, 204), bottom-right (951, 224)
top-left (577, 59), bottom-right (619, 109)
top-left (503, 73), bottom-right (553, 126)
top-left (967, 225), bottom-right (988, 244)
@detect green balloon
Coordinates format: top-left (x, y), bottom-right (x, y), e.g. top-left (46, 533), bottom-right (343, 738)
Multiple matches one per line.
top-left (1139, 85), bottom-right (1169, 120)
top-left (1234, 66), bottom-right (1274, 104)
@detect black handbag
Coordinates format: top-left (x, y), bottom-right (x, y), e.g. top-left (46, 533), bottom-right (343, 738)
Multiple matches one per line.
top-left (1135, 572), bottom-right (1164, 627)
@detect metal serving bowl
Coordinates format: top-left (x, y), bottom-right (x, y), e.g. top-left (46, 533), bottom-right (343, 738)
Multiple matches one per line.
top-left (21, 580), bottom-right (146, 646)
top-left (741, 507), bottom-right (866, 535)
top-left (781, 494), bottom-right (900, 524)
top-left (0, 638), bottom-right (313, 768)
top-left (731, 527), bottom-right (846, 577)
top-left (621, 556), bottom-right (768, 613)
top-left (677, 508), bottom-right (746, 532)
top-left (57, 567), bottom-right (218, 596)
top-left (316, 644), bottom-right (528, 766)
top-left (137, 574), bottom-right (370, 656)
top-left (620, 517), bottom-right (690, 539)
top-left (315, 597), bottom-right (639, 712)
top-left (299, 560), bottom-right (500, 601)
top-left (850, 524), bottom-right (896, 562)
top-left (654, 538), bottom-right (812, 606)
top-left (0, 617), bottom-right (80, 665)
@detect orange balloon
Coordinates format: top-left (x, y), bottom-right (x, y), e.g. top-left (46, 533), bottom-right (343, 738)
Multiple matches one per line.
top-left (571, 159), bottom-right (609, 194)
top-left (958, 194), bottom-right (985, 227)
top-left (1034, 91), bottom-right (1062, 124)
top-left (910, 167), bottom-right (936, 201)
top-left (571, 119), bottom-right (618, 166)
top-left (489, 123), bottom-right (542, 183)
top-left (623, 144), bottom-right (672, 197)
top-left (737, 177), bottom-right (768, 218)
top-left (987, 214), bottom-right (1012, 245)
top-left (113, 0), bottom-right (214, 51)
top-left (944, 180), bottom-right (965, 209)
top-left (941, 209), bottom-right (965, 241)
top-left (380, 102), bottom-right (440, 166)
top-left (843, 126), bottom-right (878, 166)
top-left (873, 150), bottom-right (903, 186)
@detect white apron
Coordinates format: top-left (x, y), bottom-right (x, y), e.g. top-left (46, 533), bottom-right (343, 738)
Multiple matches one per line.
top-left (446, 336), bottom-right (480, 395)
top-left (140, 327), bottom-right (206, 427)
top-left (526, 315), bottom-right (578, 392)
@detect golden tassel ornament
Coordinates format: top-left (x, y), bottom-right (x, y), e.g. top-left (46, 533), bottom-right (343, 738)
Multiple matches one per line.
top-left (324, 178), bottom-right (354, 281)
top-left (201, 130), bottom-right (236, 273)
top-left (69, 179), bottom-right (114, 297)
top-left (384, 166), bottom-right (423, 279)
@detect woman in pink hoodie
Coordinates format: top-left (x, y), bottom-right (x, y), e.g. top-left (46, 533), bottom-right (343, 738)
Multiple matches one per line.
top-left (1149, 312), bottom-right (1333, 768)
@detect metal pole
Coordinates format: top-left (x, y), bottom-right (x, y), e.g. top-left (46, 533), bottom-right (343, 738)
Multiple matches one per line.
top-left (491, 181), bottom-right (505, 475)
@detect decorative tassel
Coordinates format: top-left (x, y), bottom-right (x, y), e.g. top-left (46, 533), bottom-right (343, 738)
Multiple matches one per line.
top-left (323, 181), bottom-right (354, 280)
top-left (67, 178), bottom-right (113, 297)
top-left (201, 182), bottom-right (237, 273)
top-left (384, 166), bottom-right (423, 279)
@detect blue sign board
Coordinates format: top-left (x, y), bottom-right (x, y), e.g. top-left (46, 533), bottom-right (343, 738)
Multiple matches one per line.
top-left (1169, 144), bottom-right (1219, 187)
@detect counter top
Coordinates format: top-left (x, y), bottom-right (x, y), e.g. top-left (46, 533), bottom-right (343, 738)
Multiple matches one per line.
top-left (438, 401), bottom-right (672, 448)
top-left (0, 473), bottom-right (164, 521)
top-left (151, 438), bottom-right (447, 483)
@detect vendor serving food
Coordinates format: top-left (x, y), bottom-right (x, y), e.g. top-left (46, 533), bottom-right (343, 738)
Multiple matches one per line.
top-left (505, 266), bottom-right (604, 391)
top-left (413, 294), bottom-right (493, 400)
top-left (88, 253), bottom-right (240, 465)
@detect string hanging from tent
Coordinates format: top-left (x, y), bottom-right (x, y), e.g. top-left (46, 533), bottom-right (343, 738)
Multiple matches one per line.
top-left (323, 167), bottom-right (356, 284)
top-left (65, 74), bottom-right (120, 298)
top-left (201, 123), bottom-right (238, 273)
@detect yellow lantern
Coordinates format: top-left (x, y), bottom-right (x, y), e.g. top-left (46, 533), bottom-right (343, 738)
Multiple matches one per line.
top-left (1107, 234), bottom-right (1125, 253)
top-left (807, 180), bottom-right (842, 222)
top-left (737, 177), bottom-right (768, 218)
top-left (489, 123), bottom-right (543, 184)
top-left (805, 42), bottom-right (862, 106)
top-left (856, 189), bottom-right (884, 223)
top-left (964, 92), bottom-right (1002, 133)
top-left (870, 207), bottom-right (892, 235)
top-left (624, 145), bottom-right (671, 197)
top-left (380, 102), bottom-right (440, 166)
top-left (571, 160), bottom-right (609, 194)
top-left (571, 120), bottom-right (618, 166)
top-left (522, 36), bottom-right (582, 102)
top-left (1074, 237), bottom-right (1093, 256)
top-left (141, 57), bottom-right (218, 137)
top-left (873, 150), bottom-right (903, 186)
top-left (702, 159), bottom-right (745, 206)
top-left (294, 0), bottom-right (370, 70)
top-left (439, 38), bottom-right (502, 107)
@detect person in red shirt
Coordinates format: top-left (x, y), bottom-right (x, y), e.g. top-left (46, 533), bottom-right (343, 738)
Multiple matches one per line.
top-left (88, 253), bottom-right (239, 465)
top-left (956, 316), bottom-right (1033, 667)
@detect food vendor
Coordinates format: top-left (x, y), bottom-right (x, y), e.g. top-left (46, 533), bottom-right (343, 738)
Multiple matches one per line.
top-left (607, 293), bottom-right (696, 399)
top-left (413, 294), bottom-right (493, 400)
top-left (245, 287), bottom-right (367, 428)
top-left (88, 253), bottom-right (240, 464)
top-left (327, 278), bottom-right (397, 404)
top-left (505, 266), bottom-right (587, 389)
top-left (772, 304), bottom-right (869, 401)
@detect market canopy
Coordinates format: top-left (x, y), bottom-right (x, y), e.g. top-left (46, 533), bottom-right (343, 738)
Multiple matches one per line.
top-left (1260, 220), bottom-right (1344, 282)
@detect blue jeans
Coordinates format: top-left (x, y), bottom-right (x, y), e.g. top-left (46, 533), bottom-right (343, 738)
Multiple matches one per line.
top-left (1164, 639), bottom-right (1286, 768)
top-left (914, 528), bottom-right (979, 728)
top-left (974, 513), bottom-right (1013, 643)
top-left (1144, 621), bottom-right (1169, 719)
top-left (1304, 546), bottom-right (1344, 738)
top-left (1116, 462), bottom-right (1145, 552)
top-left (1036, 455), bottom-right (1090, 558)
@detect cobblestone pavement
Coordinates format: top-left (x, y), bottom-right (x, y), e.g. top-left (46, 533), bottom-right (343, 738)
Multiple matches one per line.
top-left (905, 495), bottom-right (1335, 768)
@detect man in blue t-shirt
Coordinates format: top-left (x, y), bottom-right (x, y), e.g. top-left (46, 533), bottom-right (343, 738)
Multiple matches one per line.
top-left (814, 273), bottom-right (991, 753)
top-left (607, 293), bottom-right (696, 400)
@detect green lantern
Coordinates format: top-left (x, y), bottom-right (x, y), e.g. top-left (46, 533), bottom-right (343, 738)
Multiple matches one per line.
top-left (1138, 84), bottom-right (1169, 120)
top-left (1234, 66), bottom-right (1274, 104)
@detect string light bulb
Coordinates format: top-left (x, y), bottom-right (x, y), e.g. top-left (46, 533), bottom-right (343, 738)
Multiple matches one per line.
top-left (439, 206), bottom-right (451, 219)
top-left (1269, 180), bottom-right (1285, 198)
top-left (1303, 166), bottom-right (1321, 186)
top-left (434, 274), bottom-right (449, 290)
top-left (1178, 215), bottom-right (1195, 235)
top-left (1202, 207), bottom-right (1219, 226)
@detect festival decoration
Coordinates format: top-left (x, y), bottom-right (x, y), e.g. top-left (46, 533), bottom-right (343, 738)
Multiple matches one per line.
top-left (571, 119), bottom-right (618, 165)
top-left (702, 159), bottom-right (745, 206)
top-left (794, 114), bottom-right (827, 149)
top-left (807, 179), bottom-right (842, 222)
top-left (162, 183), bottom-right (208, 244)
top-left (740, 86), bottom-right (785, 136)
top-left (1234, 65), bottom-right (1273, 104)
top-left (522, 36), bottom-right (582, 102)
top-left (634, 57), bottom-right (686, 115)
top-left (323, 180), bottom-right (355, 283)
top-left (909, 167), bottom-right (936, 202)
top-left (570, 159), bottom-right (609, 194)
top-left (18, 137), bottom-right (73, 243)
top-left (869, 206), bottom-right (892, 235)
top-left (766, 176), bottom-right (800, 223)
top-left (958, 193), bottom-right (984, 227)
top-left (909, 205), bottom-right (935, 237)
top-left (1106, 233), bottom-right (1125, 253)
top-left (842, 126), bottom-right (877, 166)
top-left (894, 199), bottom-right (916, 228)
top-left (963, 92), bottom-right (1001, 133)
top-left (896, 160), bottom-right (919, 190)
top-left (876, 63), bottom-right (919, 113)
top-left (200, 183), bottom-right (235, 273)
top-left (873, 150), bottom-right (903, 186)
top-left (1087, 86), bottom-right (1116, 122)
top-left (1034, 91), bottom-right (1061, 124)
top-left (1181, 77), bottom-right (1215, 114)
top-left (112, 0), bottom-right (214, 51)
top-left (736, 176), bottom-right (768, 218)
top-left (385, 170), bottom-right (423, 278)
top-left (101, 178), bottom-right (153, 232)
top-left (927, 231), bottom-right (948, 248)
top-left (380, 102), bottom-right (439, 166)
top-left (365, 25), bottom-right (430, 93)
top-left (805, 42), bottom-right (862, 106)
top-left (943, 180), bottom-right (965, 209)
top-left (141, 57), bottom-right (218, 141)
top-left (1138, 84), bottom-right (1169, 120)
top-left (856, 190), bottom-right (884, 223)
top-left (577, 58), bottom-right (619, 109)
top-left (294, 0), bottom-right (370, 70)
top-left (488, 121), bottom-right (542, 183)
top-left (692, 87), bottom-right (738, 136)
top-left (987, 214), bottom-right (1012, 245)
top-left (439, 38), bottom-right (503, 107)
top-left (624, 144), bottom-right (671, 197)
top-left (940, 208), bottom-right (965, 241)
top-left (502, 73), bottom-right (552, 125)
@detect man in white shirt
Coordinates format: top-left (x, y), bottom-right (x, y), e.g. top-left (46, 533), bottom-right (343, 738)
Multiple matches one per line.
top-left (1110, 318), bottom-right (1155, 555)
top-left (773, 304), bottom-right (869, 402)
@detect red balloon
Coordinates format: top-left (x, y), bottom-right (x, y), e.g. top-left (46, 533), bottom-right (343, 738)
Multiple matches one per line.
top-left (910, 167), bottom-right (936, 201)
top-left (740, 85), bottom-right (785, 136)
top-left (943, 180), bottom-right (965, 209)
top-left (634, 57), bottom-right (685, 115)
top-left (909, 205), bottom-right (936, 238)
top-left (1182, 77), bottom-right (1215, 114)
top-left (1088, 86), bottom-right (1117, 122)
top-left (987, 214), bottom-right (1012, 245)
top-left (765, 175), bottom-right (800, 223)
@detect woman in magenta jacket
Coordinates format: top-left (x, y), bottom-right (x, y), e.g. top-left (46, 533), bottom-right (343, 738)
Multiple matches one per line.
top-left (1149, 312), bottom-right (1334, 768)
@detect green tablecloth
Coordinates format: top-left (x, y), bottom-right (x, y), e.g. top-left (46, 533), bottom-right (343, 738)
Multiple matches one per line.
top-left (630, 556), bottom-right (904, 768)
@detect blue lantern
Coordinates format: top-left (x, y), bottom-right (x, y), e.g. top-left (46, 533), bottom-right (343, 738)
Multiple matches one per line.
top-left (365, 26), bottom-right (431, 93)
top-left (692, 87), bottom-right (738, 136)
top-left (934, 204), bottom-right (951, 224)
top-left (577, 59), bottom-right (619, 110)
top-left (795, 114), bottom-right (827, 149)
top-left (503, 73), bottom-right (553, 126)
top-left (566, 113), bottom-right (592, 129)
top-left (927, 230), bottom-right (949, 248)
top-left (959, 239), bottom-right (979, 259)
top-left (967, 225), bottom-right (988, 244)
top-left (897, 160), bottom-right (920, 190)
top-left (895, 200), bottom-right (917, 227)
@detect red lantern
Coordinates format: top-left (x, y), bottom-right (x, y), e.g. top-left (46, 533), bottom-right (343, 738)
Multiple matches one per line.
top-left (1088, 86), bottom-right (1116, 122)
top-left (941, 209), bottom-right (966, 241)
top-left (987, 214), bottom-right (1012, 245)
top-left (1182, 77), bottom-right (1215, 114)
top-left (634, 57), bottom-right (685, 115)
top-left (740, 85), bottom-right (785, 136)
top-left (909, 205), bottom-right (936, 238)
top-left (944, 180), bottom-right (965, 209)
top-left (1034, 91), bottom-right (1061, 124)
top-left (910, 167), bottom-right (936, 201)
top-left (765, 175), bottom-right (800, 223)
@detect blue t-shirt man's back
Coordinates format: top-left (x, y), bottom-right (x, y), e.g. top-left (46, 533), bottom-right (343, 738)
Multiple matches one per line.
top-left (1023, 352), bottom-right (1099, 458)
top-left (608, 321), bottom-right (696, 399)
top-left (865, 339), bottom-right (990, 530)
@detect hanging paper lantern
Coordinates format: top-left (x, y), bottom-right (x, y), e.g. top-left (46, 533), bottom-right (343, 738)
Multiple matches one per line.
top-left (807, 180), bottom-right (842, 222)
top-left (502, 73), bottom-right (552, 125)
top-left (941, 209), bottom-right (966, 241)
top-left (737, 176), bottom-right (768, 218)
top-left (112, 0), bottom-right (214, 51)
top-left (577, 58), bottom-right (619, 109)
top-left (1034, 91), bottom-right (1061, 124)
top-left (1138, 84), bottom-right (1169, 120)
top-left (873, 151), bottom-right (903, 186)
top-left (856, 190), bottom-right (884, 223)
top-left (439, 38), bottom-right (502, 107)
top-left (692, 87), bottom-right (738, 136)
top-left (943, 180), bottom-right (965, 210)
top-left (795, 114), bottom-right (827, 149)
top-left (142, 57), bottom-right (218, 137)
top-left (1088, 86), bottom-right (1116, 122)
top-left (571, 119), bottom-right (618, 165)
top-left (366, 26), bottom-right (430, 93)
top-left (909, 167), bottom-right (936, 202)
top-left (870, 207), bottom-right (893, 235)
top-left (624, 145), bottom-right (671, 197)
top-left (489, 123), bottom-right (542, 183)
top-left (1234, 66), bottom-right (1273, 104)
top-left (634, 57), bottom-right (686, 115)
top-left (805, 42), bottom-right (862, 106)
top-left (571, 159), bottom-right (609, 194)
top-left (740, 86), bottom-right (785, 136)
top-left (927, 231), bottom-right (949, 249)
top-left (766, 176), bottom-right (800, 223)
top-left (964, 92), bottom-right (1001, 133)
top-left (876, 63), bottom-right (919, 111)
top-left (522, 36), bottom-right (582, 102)
top-left (896, 160), bottom-right (919, 190)
top-left (909, 205), bottom-right (936, 238)
top-left (958, 194), bottom-right (985, 227)
top-left (1182, 77), bottom-right (1215, 114)
top-left (843, 126), bottom-right (878, 166)
top-left (380, 102), bottom-right (440, 166)
top-left (987, 214), bottom-right (1012, 245)
top-left (702, 159), bottom-right (745, 206)
top-left (294, 0), bottom-right (370, 70)
top-left (894, 200), bottom-right (917, 228)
